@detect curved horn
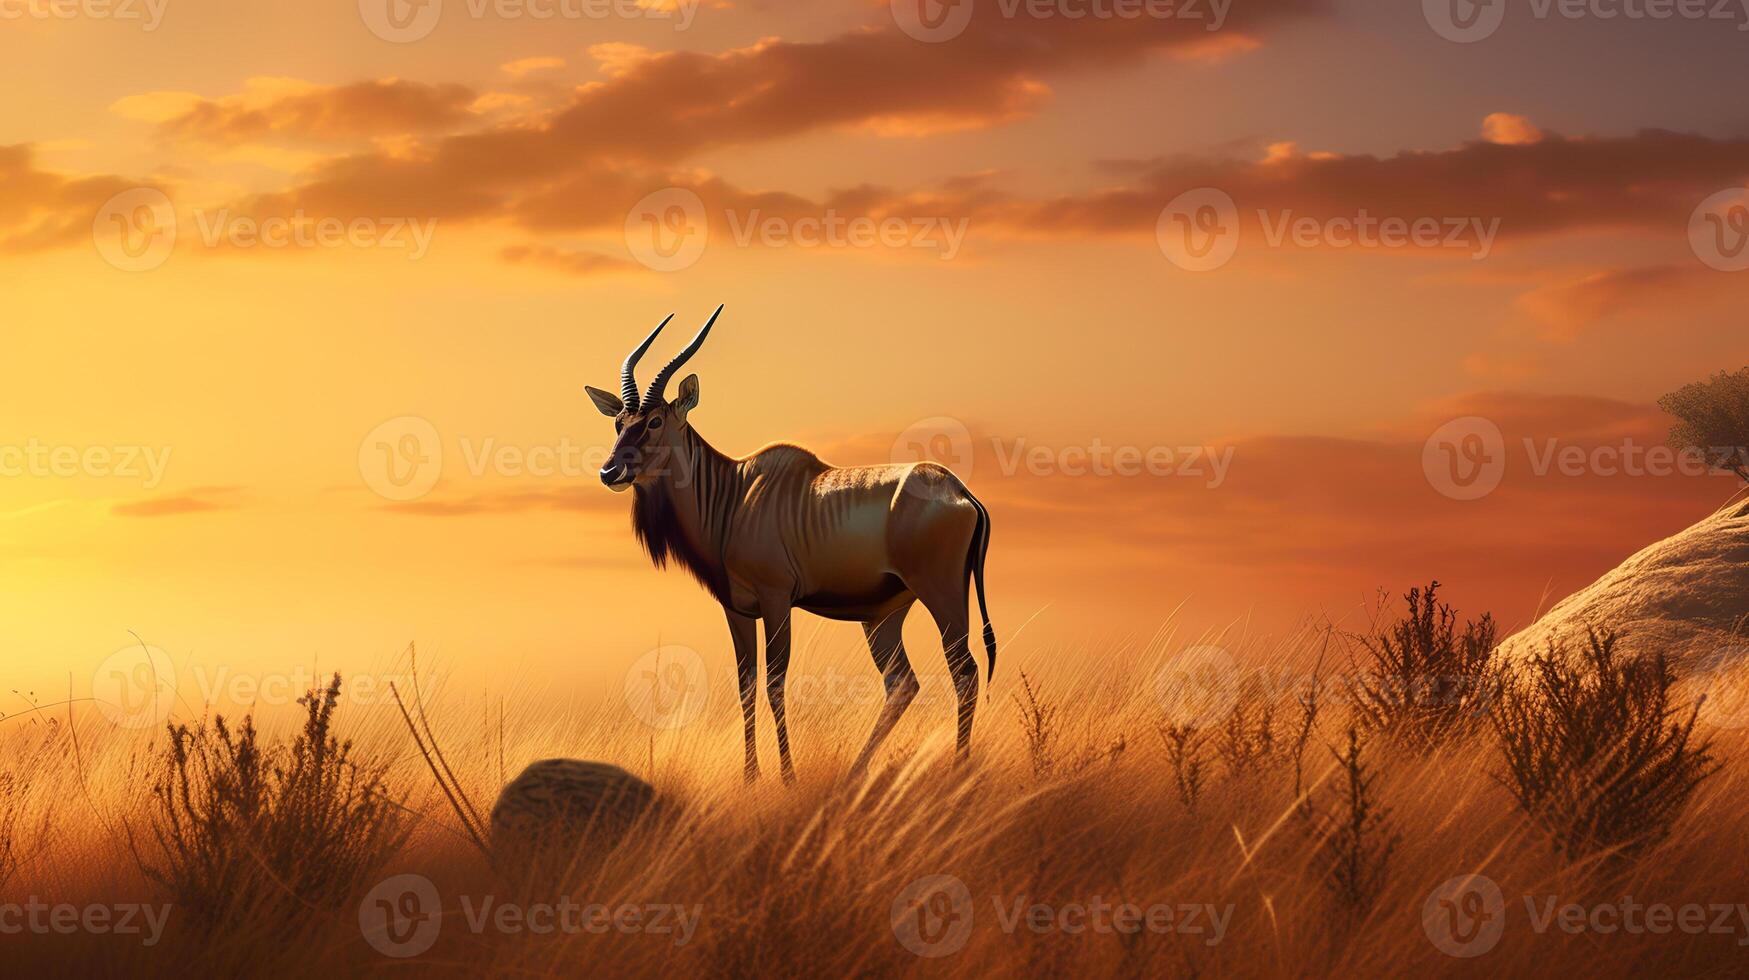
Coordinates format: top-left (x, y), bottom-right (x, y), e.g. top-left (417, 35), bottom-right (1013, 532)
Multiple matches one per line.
top-left (621, 313), bottom-right (674, 411)
top-left (645, 304), bottom-right (723, 405)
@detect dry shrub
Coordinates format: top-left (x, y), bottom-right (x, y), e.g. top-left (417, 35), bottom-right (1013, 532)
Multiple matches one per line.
top-left (133, 674), bottom-right (409, 928)
top-left (0, 770), bottom-right (20, 889)
top-left (1491, 629), bottom-right (1720, 861)
top-left (1159, 722), bottom-right (1207, 812)
top-left (1351, 582), bottom-right (1498, 748)
top-left (14, 618), bottom-right (1749, 978)
top-left (1012, 671), bottom-right (1058, 778)
top-left (1216, 687), bottom-right (1277, 777)
top-left (1303, 727), bottom-right (1399, 916)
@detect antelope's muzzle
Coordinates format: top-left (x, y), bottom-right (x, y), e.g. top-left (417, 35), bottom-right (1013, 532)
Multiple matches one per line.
top-left (600, 447), bottom-right (638, 491)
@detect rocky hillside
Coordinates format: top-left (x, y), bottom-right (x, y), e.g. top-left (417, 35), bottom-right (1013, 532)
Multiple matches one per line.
top-left (1498, 494), bottom-right (1749, 667)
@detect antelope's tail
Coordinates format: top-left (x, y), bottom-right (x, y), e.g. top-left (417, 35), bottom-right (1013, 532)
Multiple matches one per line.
top-left (966, 492), bottom-right (996, 684)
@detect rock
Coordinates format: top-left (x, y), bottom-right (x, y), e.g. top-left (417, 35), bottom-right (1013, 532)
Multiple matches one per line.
top-left (489, 759), bottom-right (662, 883)
top-left (1498, 497), bottom-right (1749, 668)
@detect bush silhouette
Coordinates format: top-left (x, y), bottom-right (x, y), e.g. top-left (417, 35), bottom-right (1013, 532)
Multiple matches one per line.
top-left (1350, 582), bottom-right (1499, 749)
top-left (133, 674), bottom-right (408, 929)
top-left (1491, 630), bottom-right (1718, 861)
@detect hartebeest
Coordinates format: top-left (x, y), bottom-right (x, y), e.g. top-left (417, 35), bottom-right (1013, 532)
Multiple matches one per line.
top-left (585, 306), bottom-right (996, 782)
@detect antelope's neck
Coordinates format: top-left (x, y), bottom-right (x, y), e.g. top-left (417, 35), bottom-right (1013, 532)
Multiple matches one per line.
top-left (631, 427), bottom-right (741, 601)
top-left (669, 427), bottom-right (741, 536)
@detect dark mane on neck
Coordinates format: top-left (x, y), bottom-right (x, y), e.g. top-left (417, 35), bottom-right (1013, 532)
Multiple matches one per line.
top-left (631, 471), bottom-right (730, 603)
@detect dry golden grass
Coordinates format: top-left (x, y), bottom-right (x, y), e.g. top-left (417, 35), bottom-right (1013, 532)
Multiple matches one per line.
top-left (4, 618), bottom-right (1749, 978)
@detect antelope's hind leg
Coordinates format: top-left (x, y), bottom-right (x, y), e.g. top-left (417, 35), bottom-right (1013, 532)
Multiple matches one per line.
top-left (849, 602), bottom-right (919, 776)
top-left (914, 580), bottom-right (978, 762)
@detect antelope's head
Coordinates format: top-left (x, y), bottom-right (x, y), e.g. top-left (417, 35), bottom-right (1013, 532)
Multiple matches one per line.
top-left (585, 305), bottom-right (722, 492)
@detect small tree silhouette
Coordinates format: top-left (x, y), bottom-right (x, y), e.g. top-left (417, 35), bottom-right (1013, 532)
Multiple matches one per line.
top-left (1658, 367), bottom-right (1749, 482)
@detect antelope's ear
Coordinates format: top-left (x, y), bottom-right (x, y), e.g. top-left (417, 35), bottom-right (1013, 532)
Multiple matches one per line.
top-left (584, 385), bottom-right (623, 418)
top-left (673, 374), bottom-right (701, 421)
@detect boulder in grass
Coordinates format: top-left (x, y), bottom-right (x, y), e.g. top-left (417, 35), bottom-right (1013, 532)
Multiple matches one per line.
top-left (490, 759), bottom-right (662, 883)
top-left (1498, 497), bottom-right (1749, 668)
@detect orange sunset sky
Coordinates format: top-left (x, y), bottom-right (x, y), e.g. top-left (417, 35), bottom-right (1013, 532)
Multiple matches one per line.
top-left (3, 0), bottom-right (1749, 704)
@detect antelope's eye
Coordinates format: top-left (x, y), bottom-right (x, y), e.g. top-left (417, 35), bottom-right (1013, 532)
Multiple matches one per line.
top-left (648, 416), bottom-right (663, 430)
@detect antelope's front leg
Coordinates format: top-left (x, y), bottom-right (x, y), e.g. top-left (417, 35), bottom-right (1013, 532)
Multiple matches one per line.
top-left (760, 599), bottom-right (798, 785)
top-left (725, 608), bottom-right (760, 783)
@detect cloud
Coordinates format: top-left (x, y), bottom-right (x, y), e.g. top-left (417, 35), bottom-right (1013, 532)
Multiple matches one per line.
top-left (244, 119), bottom-right (1749, 276)
top-left (499, 243), bottom-right (640, 277)
top-left (1482, 112), bottom-right (1544, 146)
top-left (942, 391), bottom-right (1735, 627)
top-left (381, 486), bottom-right (620, 517)
top-left (963, 125), bottom-right (1749, 244)
top-left (229, 3), bottom-right (1323, 221)
top-left (112, 486), bottom-right (244, 518)
top-left (501, 56), bottom-right (565, 77)
top-left (0, 144), bottom-right (148, 254)
top-left (1516, 265), bottom-right (1739, 338)
top-left (134, 77), bottom-right (479, 146)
